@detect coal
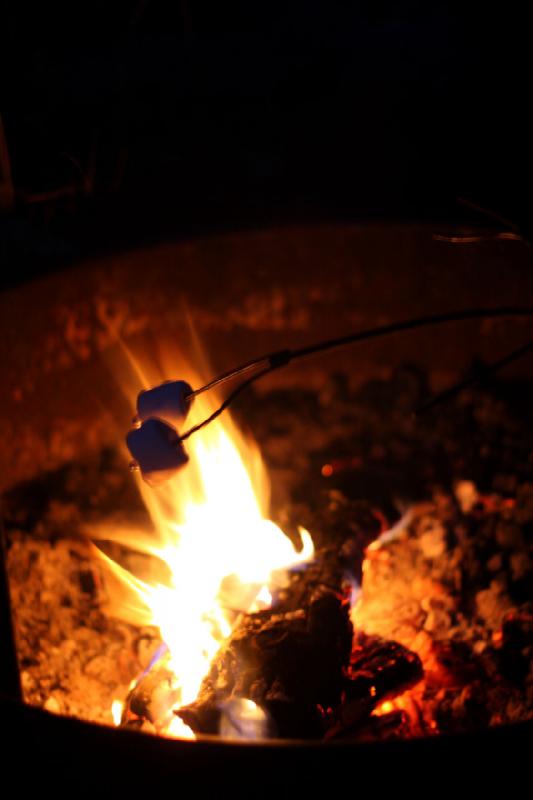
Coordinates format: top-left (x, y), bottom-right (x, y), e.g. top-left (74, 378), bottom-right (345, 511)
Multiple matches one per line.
top-left (325, 632), bottom-right (424, 739)
top-left (348, 631), bottom-right (424, 702)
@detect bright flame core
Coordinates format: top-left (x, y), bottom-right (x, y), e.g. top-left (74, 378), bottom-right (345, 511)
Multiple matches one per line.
top-left (91, 344), bottom-right (314, 732)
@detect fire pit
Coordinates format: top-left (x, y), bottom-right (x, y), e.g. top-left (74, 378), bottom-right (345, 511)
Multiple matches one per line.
top-left (1, 223), bottom-right (532, 785)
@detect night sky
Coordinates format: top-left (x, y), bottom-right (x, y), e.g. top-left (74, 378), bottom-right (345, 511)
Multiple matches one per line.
top-left (1, 2), bottom-right (530, 287)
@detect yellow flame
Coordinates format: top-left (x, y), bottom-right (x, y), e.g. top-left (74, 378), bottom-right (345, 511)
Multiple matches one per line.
top-left (165, 715), bottom-right (196, 739)
top-left (376, 701), bottom-right (394, 715)
top-left (90, 341), bottom-right (314, 735)
top-left (111, 700), bottom-right (123, 726)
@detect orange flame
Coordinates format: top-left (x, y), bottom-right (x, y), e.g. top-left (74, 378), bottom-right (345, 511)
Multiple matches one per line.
top-left (90, 341), bottom-right (314, 736)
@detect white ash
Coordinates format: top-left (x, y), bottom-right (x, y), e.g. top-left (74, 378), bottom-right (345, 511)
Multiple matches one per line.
top-left (7, 532), bottom-right (142, 726)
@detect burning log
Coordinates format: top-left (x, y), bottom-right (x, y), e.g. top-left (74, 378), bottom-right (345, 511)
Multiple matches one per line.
top-left (325, 631), bottom-right (424, 739)
top-left (176, 587), bottom-right (353, 739)
top-left (118, 541), bottom-right (359, 737)
top-left (173, 546), bottom-right (423, 739)
top-left (117, 526), bottom-right (424, 740)
top-left (172, 543), bottom-right (361, 738)
top-left (174, 603), bottom-right (423, 740)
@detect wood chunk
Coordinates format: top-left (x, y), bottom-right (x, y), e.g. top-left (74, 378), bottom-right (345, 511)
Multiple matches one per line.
top-left (177, 599), bottom-right (424, 740)
top-left (348, 630), bottom-right (424, 699)
top-left (325, 631), bottom-right (424, 739)
top-left (177, 589), bottom-right (353, 738)
top-left (123, 650), bottom-right (180, 728)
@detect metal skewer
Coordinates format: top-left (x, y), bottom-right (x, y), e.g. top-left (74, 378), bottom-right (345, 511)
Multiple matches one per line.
top-left (179, 307), bottom-right (533, 440)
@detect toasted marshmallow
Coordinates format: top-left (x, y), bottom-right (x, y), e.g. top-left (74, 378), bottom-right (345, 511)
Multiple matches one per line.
top-left (126, 418), bottom-right (189, 486)
top-left (136, 380), bottom-right (193, 429)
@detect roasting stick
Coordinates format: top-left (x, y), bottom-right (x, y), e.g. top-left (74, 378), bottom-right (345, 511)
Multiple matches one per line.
top-left (127, 307), bottom-right (533, 484)
top-left (179, 307), bottom-right (533, 441)
top-left (414, 337), bottom-right (533, 417)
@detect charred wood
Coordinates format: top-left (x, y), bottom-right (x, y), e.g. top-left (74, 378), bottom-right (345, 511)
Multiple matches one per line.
top-left (176, 588), bottom-right (353, 739)
top-left (325, 631), bottom-right (423, 739)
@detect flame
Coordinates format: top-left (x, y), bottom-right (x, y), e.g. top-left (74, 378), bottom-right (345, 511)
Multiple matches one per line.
top-left (111, 700), bottom-right (123, 726)
top-left (90, 341), bottom-right (314, 736)
top-left (250, 585), bottom-right (273, 612)
top-left (375, 700), bottom-right (394, 715)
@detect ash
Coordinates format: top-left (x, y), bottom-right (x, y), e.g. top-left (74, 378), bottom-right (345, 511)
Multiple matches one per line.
top-left (4, 365), bottom-right (533, 738)
top-left (6, 534), bottom-right (143, 724)
top-left (4, 451), bottom-right (150, 726)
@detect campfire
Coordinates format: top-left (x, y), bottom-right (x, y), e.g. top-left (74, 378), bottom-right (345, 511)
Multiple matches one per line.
top-left (91, 349), bottom-right (316, 739)
top-left (4, 327), bottom-right (532, 743)
top-left (1, 223), bottom-right (532, 768)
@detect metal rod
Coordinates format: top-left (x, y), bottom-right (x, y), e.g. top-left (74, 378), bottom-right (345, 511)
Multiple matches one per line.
top-left (180, 307), bottom-right (533, 439)
top-left (415, 337), bottom-right (533, 417)
top-left (187, 307), bottom-right (533, 401)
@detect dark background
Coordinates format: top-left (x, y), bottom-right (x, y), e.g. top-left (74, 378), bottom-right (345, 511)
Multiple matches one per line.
top-left (1, 2), bottom-right (530, 288)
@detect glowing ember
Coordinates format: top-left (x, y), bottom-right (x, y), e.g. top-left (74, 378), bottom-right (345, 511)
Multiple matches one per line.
top-left (375, 700), bottom-right (393, 715)
top-left (89, 344), bottom-right (314, 737)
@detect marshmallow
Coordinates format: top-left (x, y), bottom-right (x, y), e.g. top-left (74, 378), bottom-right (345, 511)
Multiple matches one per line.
top-left (126, 418), bottom-right (189, 486)
top-left (136, 380), bottom-right (193, 429)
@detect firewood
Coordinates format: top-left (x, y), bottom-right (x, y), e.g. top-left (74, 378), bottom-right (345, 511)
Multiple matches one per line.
top-left (324, 631), bottom-right (423, 739)
top-left (175, 544), bottom-right (359, 738)
top-left (176, 589), bottom-right (353, 738)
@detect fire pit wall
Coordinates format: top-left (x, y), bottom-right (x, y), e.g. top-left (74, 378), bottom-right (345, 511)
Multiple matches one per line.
top-left (1, 223), bottom-right (532, 742)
